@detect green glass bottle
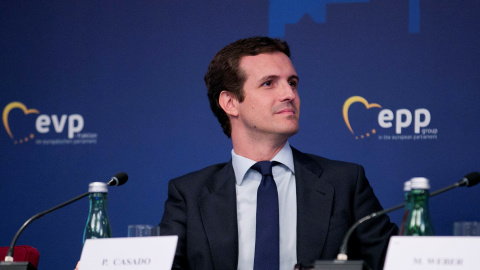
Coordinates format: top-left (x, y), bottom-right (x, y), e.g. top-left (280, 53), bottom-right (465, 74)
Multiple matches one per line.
top-left (399, 180), bottom-right (412, 235)
top-left (83, 182), bottom-right (112, 243)
top-left (404, 177), bottom-right (434, 236)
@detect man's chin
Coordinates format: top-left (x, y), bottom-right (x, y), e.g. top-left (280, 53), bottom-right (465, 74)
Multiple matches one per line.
top-left (280, 126), bottom-right (299, 138)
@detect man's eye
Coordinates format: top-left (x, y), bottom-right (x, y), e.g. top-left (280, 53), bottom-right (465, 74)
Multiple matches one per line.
top-left (289, 81), bottom-right (298, 87)
top-left (263, 81), bottom-right (272, 86)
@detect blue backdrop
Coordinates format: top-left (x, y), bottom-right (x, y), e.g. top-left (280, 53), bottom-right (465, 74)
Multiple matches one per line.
top-left (1, 1), bottom-right (479, 269)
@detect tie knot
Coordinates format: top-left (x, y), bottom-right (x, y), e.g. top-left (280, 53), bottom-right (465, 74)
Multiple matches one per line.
top-left (251, 161), bottom-right (274, 176)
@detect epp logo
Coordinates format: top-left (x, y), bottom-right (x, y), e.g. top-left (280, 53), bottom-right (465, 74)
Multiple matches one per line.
top-left (343, 96), bottom-right (432, 140)
top-left (3, 101), bottom-right (84, 144)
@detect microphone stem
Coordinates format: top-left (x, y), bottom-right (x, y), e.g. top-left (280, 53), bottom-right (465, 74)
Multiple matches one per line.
top-left (430, 182), bottom-right (461, 197)
top-left (337, 202), bottom-right (405, 258)
top-left (5, 192), bottom-right (90, 261)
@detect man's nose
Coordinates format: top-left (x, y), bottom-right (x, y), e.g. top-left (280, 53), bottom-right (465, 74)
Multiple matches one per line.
top-left (279, 81), bottom-right (297, 101)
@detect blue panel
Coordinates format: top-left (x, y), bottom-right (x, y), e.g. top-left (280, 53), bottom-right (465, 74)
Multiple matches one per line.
top-left (1, 0), bottom-right (479, 269)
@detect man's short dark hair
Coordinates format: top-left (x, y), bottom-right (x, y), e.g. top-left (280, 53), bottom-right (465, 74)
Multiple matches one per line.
top-left (204, 36), bottom-right (291, 138)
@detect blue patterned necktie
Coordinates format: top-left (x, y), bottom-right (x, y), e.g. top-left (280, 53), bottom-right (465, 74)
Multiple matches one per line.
top-left (252, 161), bottom-right (279, 270)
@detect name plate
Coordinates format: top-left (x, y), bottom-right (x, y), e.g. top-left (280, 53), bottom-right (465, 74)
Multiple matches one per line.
top-left (79, 236), bottom-right (178, 270)
top-left (384, 236), bottom-right (480, 270)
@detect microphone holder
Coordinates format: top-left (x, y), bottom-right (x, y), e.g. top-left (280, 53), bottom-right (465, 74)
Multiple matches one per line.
top-left (1, 172), bottom-right (129, 270)
top-left (336, 173), bottom-right (479, 262)
top-left (301, 172), bottom-right (480, 270)
top-left (1, 192), bottom-right (90, 270)
top-left (0, 262), bottom-right (36, 270)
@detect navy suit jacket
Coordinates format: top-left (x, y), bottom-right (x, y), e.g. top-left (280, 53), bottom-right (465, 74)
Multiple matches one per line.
top-left (160, 148), bottom-right (398, 270)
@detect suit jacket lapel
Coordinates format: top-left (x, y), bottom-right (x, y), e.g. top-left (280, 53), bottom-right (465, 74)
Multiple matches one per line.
top-left (293, 148), bottom-right (334, 265)
top-left (197, 150), bottom-right (334, 268)
top-left (199, 161), bottom-right (238, 269)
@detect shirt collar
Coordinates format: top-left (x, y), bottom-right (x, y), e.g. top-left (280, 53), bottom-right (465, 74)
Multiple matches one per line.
top-left (231, 141), bottom-right (295, 185)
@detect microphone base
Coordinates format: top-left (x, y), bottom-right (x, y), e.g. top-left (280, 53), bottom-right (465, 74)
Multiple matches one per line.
top-left (313, 260), bottom-right (371, 270)
top-left (0, 261), bottom-right (36, 270)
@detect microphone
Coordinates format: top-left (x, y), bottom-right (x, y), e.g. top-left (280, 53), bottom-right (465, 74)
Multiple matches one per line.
top-left (107, 172), bottom-right (128, 186)
top-left (1, 172), bottom-right (128, 269)
top-left (336, 171), bottom-right (480, 262)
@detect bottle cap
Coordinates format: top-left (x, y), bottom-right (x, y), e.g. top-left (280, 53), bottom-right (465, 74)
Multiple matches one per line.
top-left (410, 177), bottom-right (430, 189)
top-left (403, 180), bottom-right (412, 191)
top-left (89, 182), bottom-right (108, 193)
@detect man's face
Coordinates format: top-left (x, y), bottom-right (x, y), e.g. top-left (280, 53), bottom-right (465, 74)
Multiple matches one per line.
top-left (233, 52), bottom-right (300, 141)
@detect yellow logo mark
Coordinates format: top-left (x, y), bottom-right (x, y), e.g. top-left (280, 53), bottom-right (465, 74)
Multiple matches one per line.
top-left (3, 102), bottom-right (39, 144)
top-left (343, 96), bottom-right (382, 139)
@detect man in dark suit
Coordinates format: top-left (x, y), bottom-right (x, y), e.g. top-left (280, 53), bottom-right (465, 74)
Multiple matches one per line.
top-left (160, 37), bottom-right (398, 270)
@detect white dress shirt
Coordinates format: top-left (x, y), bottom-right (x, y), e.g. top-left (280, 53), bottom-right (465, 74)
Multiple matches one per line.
top-left (232, 142), bottom-right (297, 270)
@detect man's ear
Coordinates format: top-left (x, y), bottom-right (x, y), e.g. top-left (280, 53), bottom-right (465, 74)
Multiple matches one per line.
top-left (219, 91), bottom-right (239, 117)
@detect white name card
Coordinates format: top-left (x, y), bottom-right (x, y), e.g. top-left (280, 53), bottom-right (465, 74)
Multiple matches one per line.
top-left (384, 236), bottom-right (480, 270)
top-left (79, 236), bottom-right (178, 270)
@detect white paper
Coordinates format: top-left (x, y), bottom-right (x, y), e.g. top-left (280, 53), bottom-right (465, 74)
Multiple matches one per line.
top-left (79, 236), bottom-right (178, 270)
top-left (384, 236), bottom-right (480, 270)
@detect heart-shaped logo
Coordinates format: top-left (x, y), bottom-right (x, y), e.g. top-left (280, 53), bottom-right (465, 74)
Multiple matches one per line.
top-left (3, 101), bottom-right (40, 144)
top-left (343, 96), bottom-right (382, 139)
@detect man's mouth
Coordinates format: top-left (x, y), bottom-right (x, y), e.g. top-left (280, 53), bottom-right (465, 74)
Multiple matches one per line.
top-left (275, 104), bottom-right (297, 115)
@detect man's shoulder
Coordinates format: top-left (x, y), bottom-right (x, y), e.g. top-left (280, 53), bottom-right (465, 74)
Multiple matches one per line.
top-left (293, 148), bottom-right (364, 171)
top-left (294, 149), bottom-right (371, 194)
top-left (169, 161), bottom-right (231, 186)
